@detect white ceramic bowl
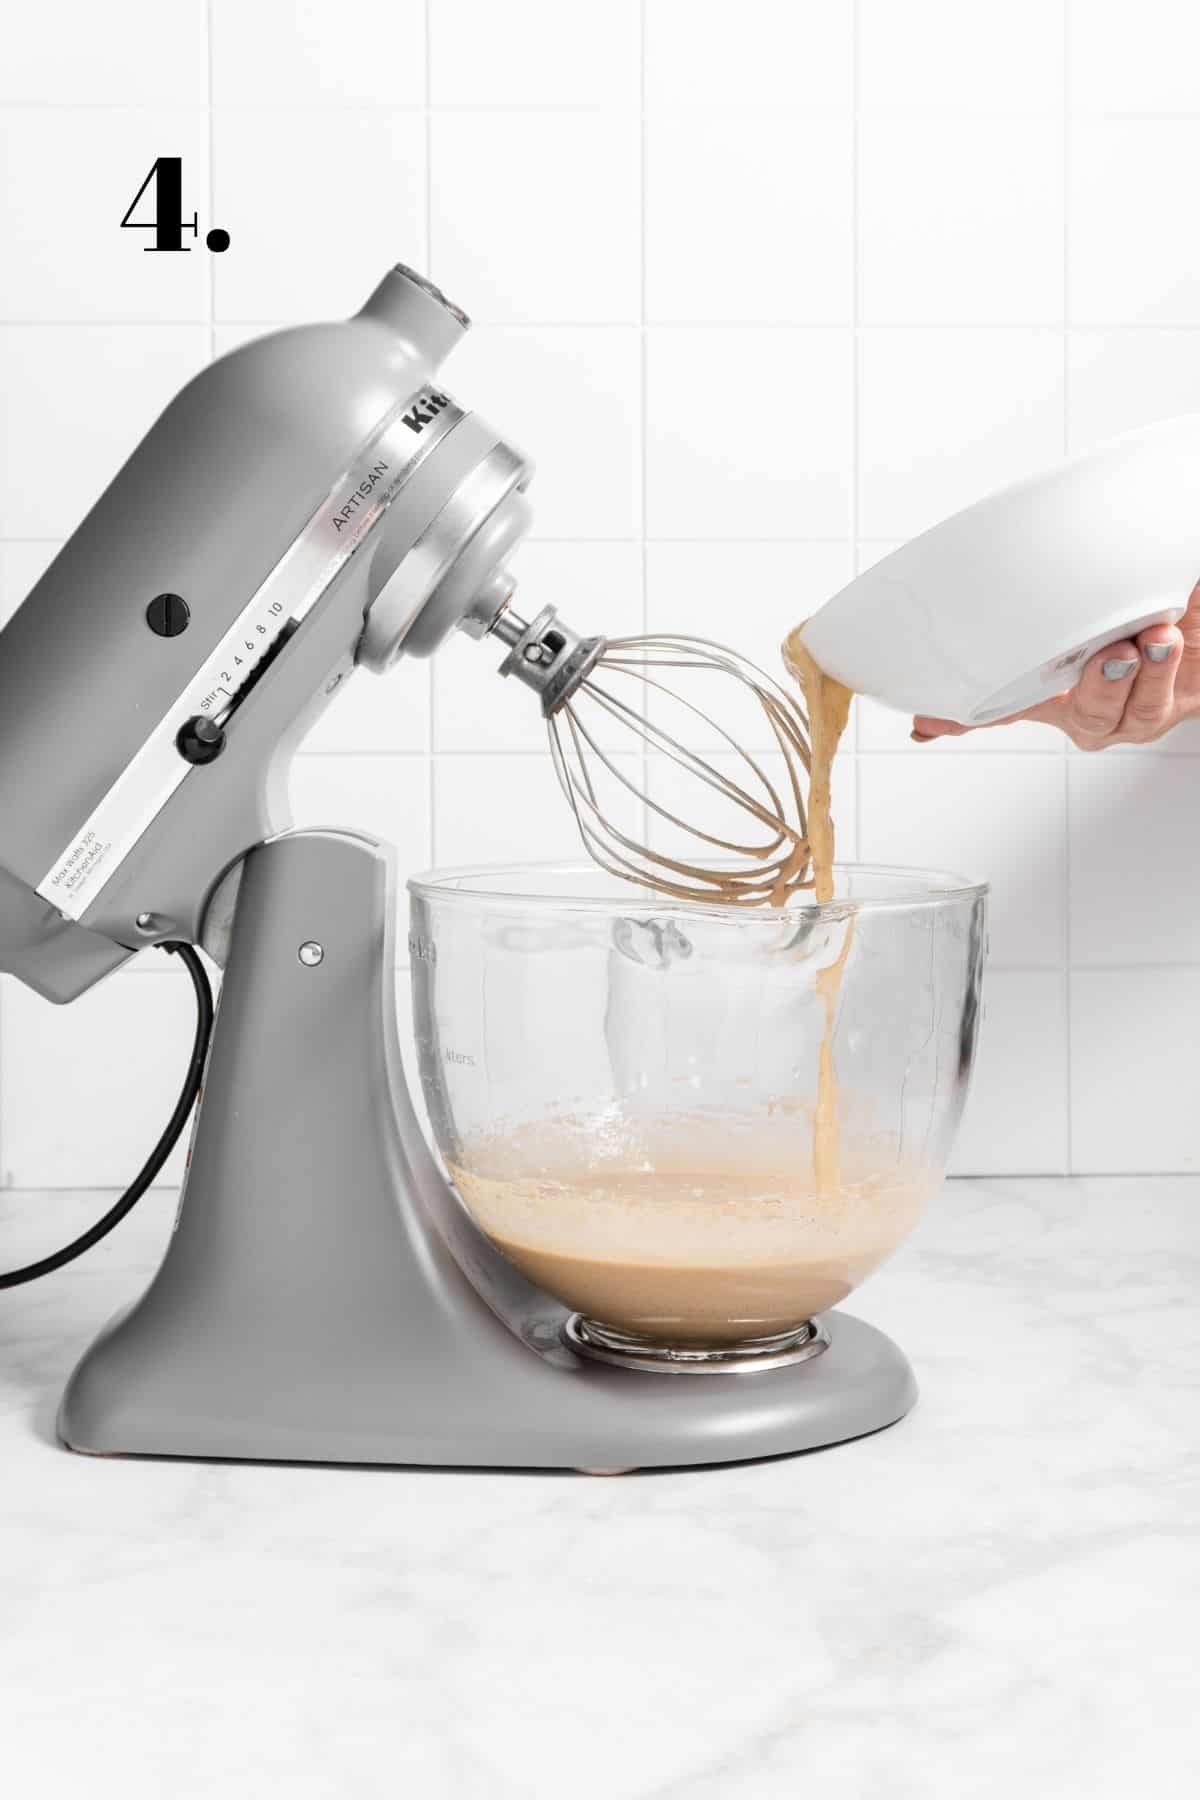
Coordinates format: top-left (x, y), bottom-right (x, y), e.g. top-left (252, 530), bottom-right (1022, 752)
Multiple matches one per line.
top-left (801, 414), bottom-right (1200, 724)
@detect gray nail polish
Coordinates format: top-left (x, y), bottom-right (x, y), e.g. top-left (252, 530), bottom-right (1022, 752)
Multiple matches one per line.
top-left (1102, 658), bottom-right (1137, 680)
top-left (1146, 642), bottom-right (1173, 663)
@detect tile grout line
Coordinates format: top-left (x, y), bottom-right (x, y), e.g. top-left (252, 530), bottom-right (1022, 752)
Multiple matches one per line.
top-left (0, 977), bottom-right (5, 1183)
top-left (851, 0), bottom-right (863, 855)
top-left (638, 0), bottom-right (650, 846)
top-left (113, 955), bottom-right (1200, 972)
top-left (289, 744), bottom-right (1200, 760)
top-left (1062, 0), bottom-right (1072, 441)
top-left (23, 1166), bottom-right (1200, 1192)
top-left (12, 319), bottom-right (1200, 332)
top-left (292, 738), bottom-right (1200, 758)
top-left (206, 0), bottom-right (216, 365)
top-left (7, 101), bottom-right (1199, 119)
top-left (425, 0), bottom-right (437, 868)
top-left (1062, 0), bottom-right (1075, 1174)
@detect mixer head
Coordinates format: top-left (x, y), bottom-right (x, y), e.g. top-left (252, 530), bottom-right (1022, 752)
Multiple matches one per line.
top-left (0, 263), bottom-right (541, 997)
top-left (0, 256), bottom-right (822, 1009)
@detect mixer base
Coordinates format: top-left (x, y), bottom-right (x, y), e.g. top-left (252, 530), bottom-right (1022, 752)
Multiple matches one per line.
top-left (60, 1301), bottom-right (916, 1471)
top-left (57, 830), bottom-right (917, 1472)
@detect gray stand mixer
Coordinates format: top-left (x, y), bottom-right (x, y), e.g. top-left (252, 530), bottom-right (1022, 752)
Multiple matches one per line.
top-left (0, 264), bottom-right (917, 1469)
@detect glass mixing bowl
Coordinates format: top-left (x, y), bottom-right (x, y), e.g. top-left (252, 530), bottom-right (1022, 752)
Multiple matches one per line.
top-left (408, 862), bottom-right (986, 1365)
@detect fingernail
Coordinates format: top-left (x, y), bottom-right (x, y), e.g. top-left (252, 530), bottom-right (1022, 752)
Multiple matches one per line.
top-left (1146, 642), bottom-right (1173, 663)
top-left (1102, 658), bottom-right (1137, 680)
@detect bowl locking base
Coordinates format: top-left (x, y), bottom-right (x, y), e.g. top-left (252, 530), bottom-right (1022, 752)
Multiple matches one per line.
top-left (564, 1314), bottom-right (831, 1375)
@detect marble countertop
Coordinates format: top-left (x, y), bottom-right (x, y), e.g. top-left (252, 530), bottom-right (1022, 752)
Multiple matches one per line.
top-left (2, 1177), bottom-right (1197, 1800)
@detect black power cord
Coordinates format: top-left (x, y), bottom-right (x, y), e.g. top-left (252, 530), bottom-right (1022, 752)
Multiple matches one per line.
top-left (0, 942), bottom-right (215, 1290)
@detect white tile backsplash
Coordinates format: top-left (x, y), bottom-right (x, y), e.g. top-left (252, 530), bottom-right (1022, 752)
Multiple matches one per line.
top-left (211, 0), bottom-right (426, 109)
top-left (289, 754), bottom-right (431, 884)
top-left (435, 632), bottom-right (544, 756)
top-left (645, 116), bottom-right (852, 325)
top-left (950, 971), bottom-right (1070, 1175)
top-left (430, 0), bottom-right (640, 108)
top-left (858, 120), bottom-right (1063, 325)
top-left (429, 113), bottom-right (640, 323)
top-left (1, 971), bottom-right (198, 1188)
top-left (858, 0), bottom-right (1063, 116)
top-left (858, 328), bottom-right (1065, 538)
top-left (0, 2), bottom-right (208, 106)
top-left (1069, 0), bottom-right (1200, 115)
top-left (447, 327), bottom-right (642, 538)
top-left (1070, 969), bottom-right (1200, 1173)
top-left (1067, 330), bottom-right (1200, 452)
top-left (212, 111), bottom-right (427, 322)
top-left (2, 5), bottom-right (1198, 1180)
top-left (1069, 122), bottom-right (1200, 327)
top-left (643, 0), bottom-right (853, 111)
top-left (857, 755), bottom-right (1068, 968)
top-left (433, 752), bottom-right (644, 866)
top-left (646, 541), bottom-right (854, 678)
top-left (646, 327), bottom-right (853, 538)
top-left (0, 325), bottom-right (209, 537)
top-left (0, 542), bottom-right (59, 629)
top-left (1069, 756), bottom-right (1200, 965)
top-left (300, 661), bottom-right (430, 756)
top-left (0, 110), bottom-right (211, 323)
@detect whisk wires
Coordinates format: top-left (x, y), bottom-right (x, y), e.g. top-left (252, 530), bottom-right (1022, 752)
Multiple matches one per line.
top-left (545, 634), bottom-right (816, 906)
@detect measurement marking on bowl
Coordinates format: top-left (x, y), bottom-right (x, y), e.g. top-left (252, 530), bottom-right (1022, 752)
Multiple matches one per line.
top-left (444, 1048), bottom-right (476, 1066)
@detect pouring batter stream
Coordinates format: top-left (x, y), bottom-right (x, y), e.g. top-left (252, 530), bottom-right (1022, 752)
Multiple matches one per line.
top-left (782, 627), bottom-right (855, 1194)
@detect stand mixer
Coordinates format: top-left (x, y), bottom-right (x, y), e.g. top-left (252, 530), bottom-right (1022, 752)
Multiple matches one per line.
top-left (0, 260), bottom-right (1188, 1470)
top-left (0, 262), bottom-right (917, 1465)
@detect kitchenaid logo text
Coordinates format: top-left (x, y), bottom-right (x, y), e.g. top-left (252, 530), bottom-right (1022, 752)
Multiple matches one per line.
top-left (401, 391), bottom-right (451, 433)
top-left (331, 461), bottom-right (390, 532)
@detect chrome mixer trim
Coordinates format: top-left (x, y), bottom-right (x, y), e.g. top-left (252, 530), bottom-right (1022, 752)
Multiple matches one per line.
top-left (563, 1314), bottom-right (831, 1375)
top-left (361, 443), bottom-right (528, 666)
top-left (36, 388), bottom-right (466, 923)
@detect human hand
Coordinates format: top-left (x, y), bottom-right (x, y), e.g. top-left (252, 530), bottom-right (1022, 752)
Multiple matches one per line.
top-left (912, 582), bottom-right (1200, 751)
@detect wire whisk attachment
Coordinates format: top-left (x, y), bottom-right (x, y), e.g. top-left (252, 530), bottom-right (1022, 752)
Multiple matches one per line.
top-left (490, 607), bottom-right (815, 906)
